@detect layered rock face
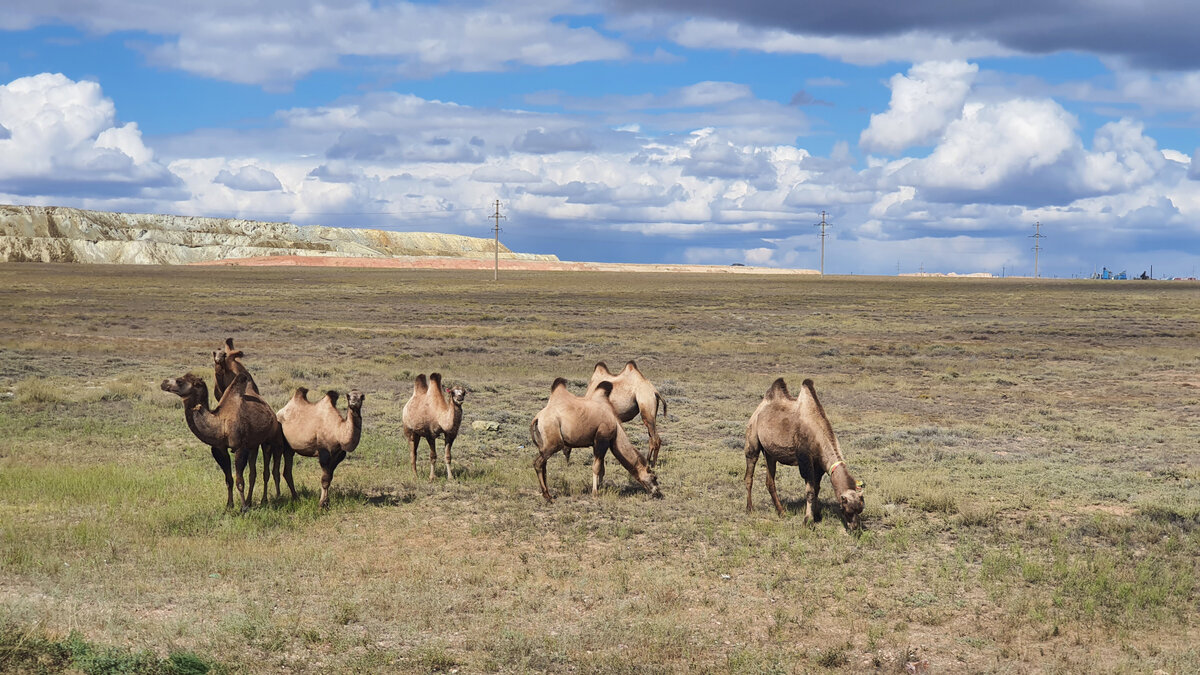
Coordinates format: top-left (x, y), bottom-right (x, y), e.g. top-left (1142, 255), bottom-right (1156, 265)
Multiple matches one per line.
top-left (0, 204), bottom-right (557, 264)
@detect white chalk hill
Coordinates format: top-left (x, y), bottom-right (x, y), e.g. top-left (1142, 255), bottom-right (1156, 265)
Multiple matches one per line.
top-left (0, 204), bottom-right (556, 265)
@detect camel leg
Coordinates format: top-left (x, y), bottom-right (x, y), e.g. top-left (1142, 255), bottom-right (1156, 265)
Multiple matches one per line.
top-left (282, 449), bottom-right (297, 500)
top-left (443, 433), bottom-right (456, 481)
top-left (641, 405), bottom-right (661, 467)
top-left (426, 433), bottom-right (438, 481)
top-left (534, 452), bottom-right (554, 502)
top-left (234, 447), bottom-right (250, 511)
top-left (246, 445), bottom-right (259, 508)
top-left (259, 444), bottom-right (272, 505)
top-left (211, 446), bottom-right (234, 509)
top-left (764, 456), bottom-right (785, 516)
top-left (744, 445), bottom-right (759, 513)
top-left (592, 442), bottom-right (608, 495)
top-left (806, 461), bottom-right (822, 523)
top-left (317, 449), bottom-right (346, 509)
top-left (270, 445), bottom-right (282, 499)
top-left (563, 447), bottom-right (572, 463)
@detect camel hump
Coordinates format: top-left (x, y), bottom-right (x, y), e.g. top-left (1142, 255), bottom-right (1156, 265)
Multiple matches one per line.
top-left (592, 380), bottom-right (614, 398)
top-left (765, 377), bottom-right (790, 400)
top-left (325, 390), bottom-right (340, 406)
top-left (429, 373), bottom-right (443, 389)
top-left (801, 378), bottom-right (817, 394)
top-left (592, 361), bottom-right (609, 374)
top-left (292, 387), bottom-right (310, 401)
top-left (623, 360), bottom-right (639, 373)
top-left (551, 377), bottom-right (569, 392)
top-left (224, 337), bottom-right (235, 351)
top-left (413, 374), bottom-right (428, 393)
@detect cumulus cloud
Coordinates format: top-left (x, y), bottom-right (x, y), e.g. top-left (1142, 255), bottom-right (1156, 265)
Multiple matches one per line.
top-left (1191, 149), bottom-right (1200, 180)
top-left (614, 1), bottom-right (1200, 70)
top-left (214, 165), bottom-right (283, 192)
top-left (8, 1), bottom-right (630, 88)
top-left (470, 166), bottom-right (540, 183)
top-left (513, 128), bottom-right (594, 154)
top-left (0, 73), bottom-right (181, 198)
top-left (860, 61), bottom-right (977, 154)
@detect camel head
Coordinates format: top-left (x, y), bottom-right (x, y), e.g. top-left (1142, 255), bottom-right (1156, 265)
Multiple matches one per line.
top-left (160, 373), bottom-right (208, 402)
top-left (643, 469), bottom-right (662, 499)
top-left (445, 386), bottom-right (467, 406)
top-left (839, 484), bottom-right (865, 530)
top-left (346, 389), bottom-right (366, 412)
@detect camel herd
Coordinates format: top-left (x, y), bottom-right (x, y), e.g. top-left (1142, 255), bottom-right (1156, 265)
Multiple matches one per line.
top-left (161, 338), bottom-right (865, 529)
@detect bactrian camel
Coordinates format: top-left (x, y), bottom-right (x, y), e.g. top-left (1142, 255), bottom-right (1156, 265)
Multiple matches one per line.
top-left (744, 378), bottom-right (865, 530)
top-left (401, 373), bottom-right (466, 481)
top-left (529, 378), bottom-right (661, 502)
top-left (586, 361), bottom-right (667, 466)
top-left (212, 338), bottom-right (289, 502)
top-left (276, 387), bottom-right (365, 508)
top-left (160, 372), bottom-right (290, 510)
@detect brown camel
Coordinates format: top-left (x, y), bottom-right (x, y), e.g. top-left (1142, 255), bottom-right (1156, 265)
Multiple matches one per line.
top-left (212, 337), bottom-right (258, 399)
top-left (211, 337), bottom-right (289, 501)
top-left (276, 387), bottom-right (365, 508)
top-left (401, 373), bottom-right (467, 481)
top-left (744, 378), bottom-right (865, 530)
top-left (529, 378), bottom-right (661, 502)
top-left (586, 361), bottom-right (667, 466)
top-left (160, 371), bottom-right (290, 510)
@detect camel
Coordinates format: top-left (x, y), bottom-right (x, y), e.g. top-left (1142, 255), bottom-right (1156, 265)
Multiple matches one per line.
top-left (529, 378), bottom-right (661, 502)
top-left (212, 337), bottom-right (258, 400)
top-left (160, 371), bottom-right (291, 510)
top-left (276, 387), bottom-right (365, 508)
top-left (743, 378), bottom-right (865, 530)
top-left (401, 373), bottom-right (467, 481)
top-left (211, 337), bottom-right (289, 502)
top-left (586, 361), bottom-right (668, 466)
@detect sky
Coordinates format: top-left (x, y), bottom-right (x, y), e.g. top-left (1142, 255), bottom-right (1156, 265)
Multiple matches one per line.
top-left (2, 1), bottom-right (1199, 277)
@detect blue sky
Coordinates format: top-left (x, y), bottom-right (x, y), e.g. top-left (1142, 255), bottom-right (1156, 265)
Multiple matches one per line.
top-left (2, 1), bottom-right (1199, 277)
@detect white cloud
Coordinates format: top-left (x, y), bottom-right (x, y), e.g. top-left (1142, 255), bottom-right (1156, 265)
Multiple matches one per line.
top-left (860, 61), bottom-right (978, 154)
top-left (214, 165), bottom-right (283, 192)
top-left (8, 1), bottom-right (631, 88)
top-left (0, 73), bottom-right (180, 198)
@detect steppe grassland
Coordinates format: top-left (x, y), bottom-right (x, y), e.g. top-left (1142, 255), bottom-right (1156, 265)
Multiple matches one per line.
top-left (1, 262), bottom-right (1198, 674)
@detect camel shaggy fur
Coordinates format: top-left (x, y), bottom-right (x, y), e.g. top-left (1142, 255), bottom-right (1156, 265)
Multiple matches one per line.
top-left (160, 372), bottom-right (290, 510)
top-left (586, 361), bottom-right (667, 466)
top-left (276, 387), bottom-right (365, 508)
top-left (744, 378), bottom-right (864, 530)
top-left (401, 373), bottom-right (466, 480)
top-left (529, 378), bottom-right (661, 502)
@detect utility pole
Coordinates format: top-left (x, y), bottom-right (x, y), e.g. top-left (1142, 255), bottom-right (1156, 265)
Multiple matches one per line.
top-left (1029, 220), bottom-right (1045, 279)
top-left (491, 200), bottom-right (505, 282)
top-left (813, 211), bottom-right (831, 275)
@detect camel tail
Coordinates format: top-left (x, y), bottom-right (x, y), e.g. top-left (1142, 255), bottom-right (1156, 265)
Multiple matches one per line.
top-left (530, 418), bottom-right (543, 451)
top-left (656, 392), bottom-right (667, 419)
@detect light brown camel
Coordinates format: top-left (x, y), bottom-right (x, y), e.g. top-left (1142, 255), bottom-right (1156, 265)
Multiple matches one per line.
top-left (744, 378), bottom-right (865, 530)
top-left (586, 361), bottom-right (667, 466)
top-left (401, 373), bottom-right (466, 481)
top-left (529, 378), bottom-right (661, 502)
top-left (160, 371), bottom-right (290, 510)
top-left (211, 337), bottom-right (288, 502)
top-left (276, 387), bottom-right (365, 508)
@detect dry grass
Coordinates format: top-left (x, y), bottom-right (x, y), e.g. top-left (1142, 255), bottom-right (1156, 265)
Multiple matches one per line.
top-left (1, 263), bottom-right (1198, 673)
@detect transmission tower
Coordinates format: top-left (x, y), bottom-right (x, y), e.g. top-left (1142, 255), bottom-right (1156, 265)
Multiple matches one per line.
top-left (813, 211), bottom-right (831, 275)
top-left (491, 200), bottom-right (506, 282)
top-left (1029, 220), bottom-right (1045, 278)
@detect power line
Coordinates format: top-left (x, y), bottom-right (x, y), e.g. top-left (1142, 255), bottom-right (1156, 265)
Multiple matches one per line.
top-left (1029, 220), bottom-right (1046, 278)
top-left (813, 210), bottom-right (831, 275)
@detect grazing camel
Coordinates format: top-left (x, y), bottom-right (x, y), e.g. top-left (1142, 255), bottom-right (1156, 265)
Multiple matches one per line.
top-left (586, 361), bottom-right (668, 466)
top-left (744, 378), bottom-right (865, 530)
top-left (160, 372), bottom-right (290, 510)
top-left (529, 378), bottom-right (661, 502)
top-left (276, 387), bottom-right (365, 508)
top-left (401, 373), bottom-right (467, 481)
